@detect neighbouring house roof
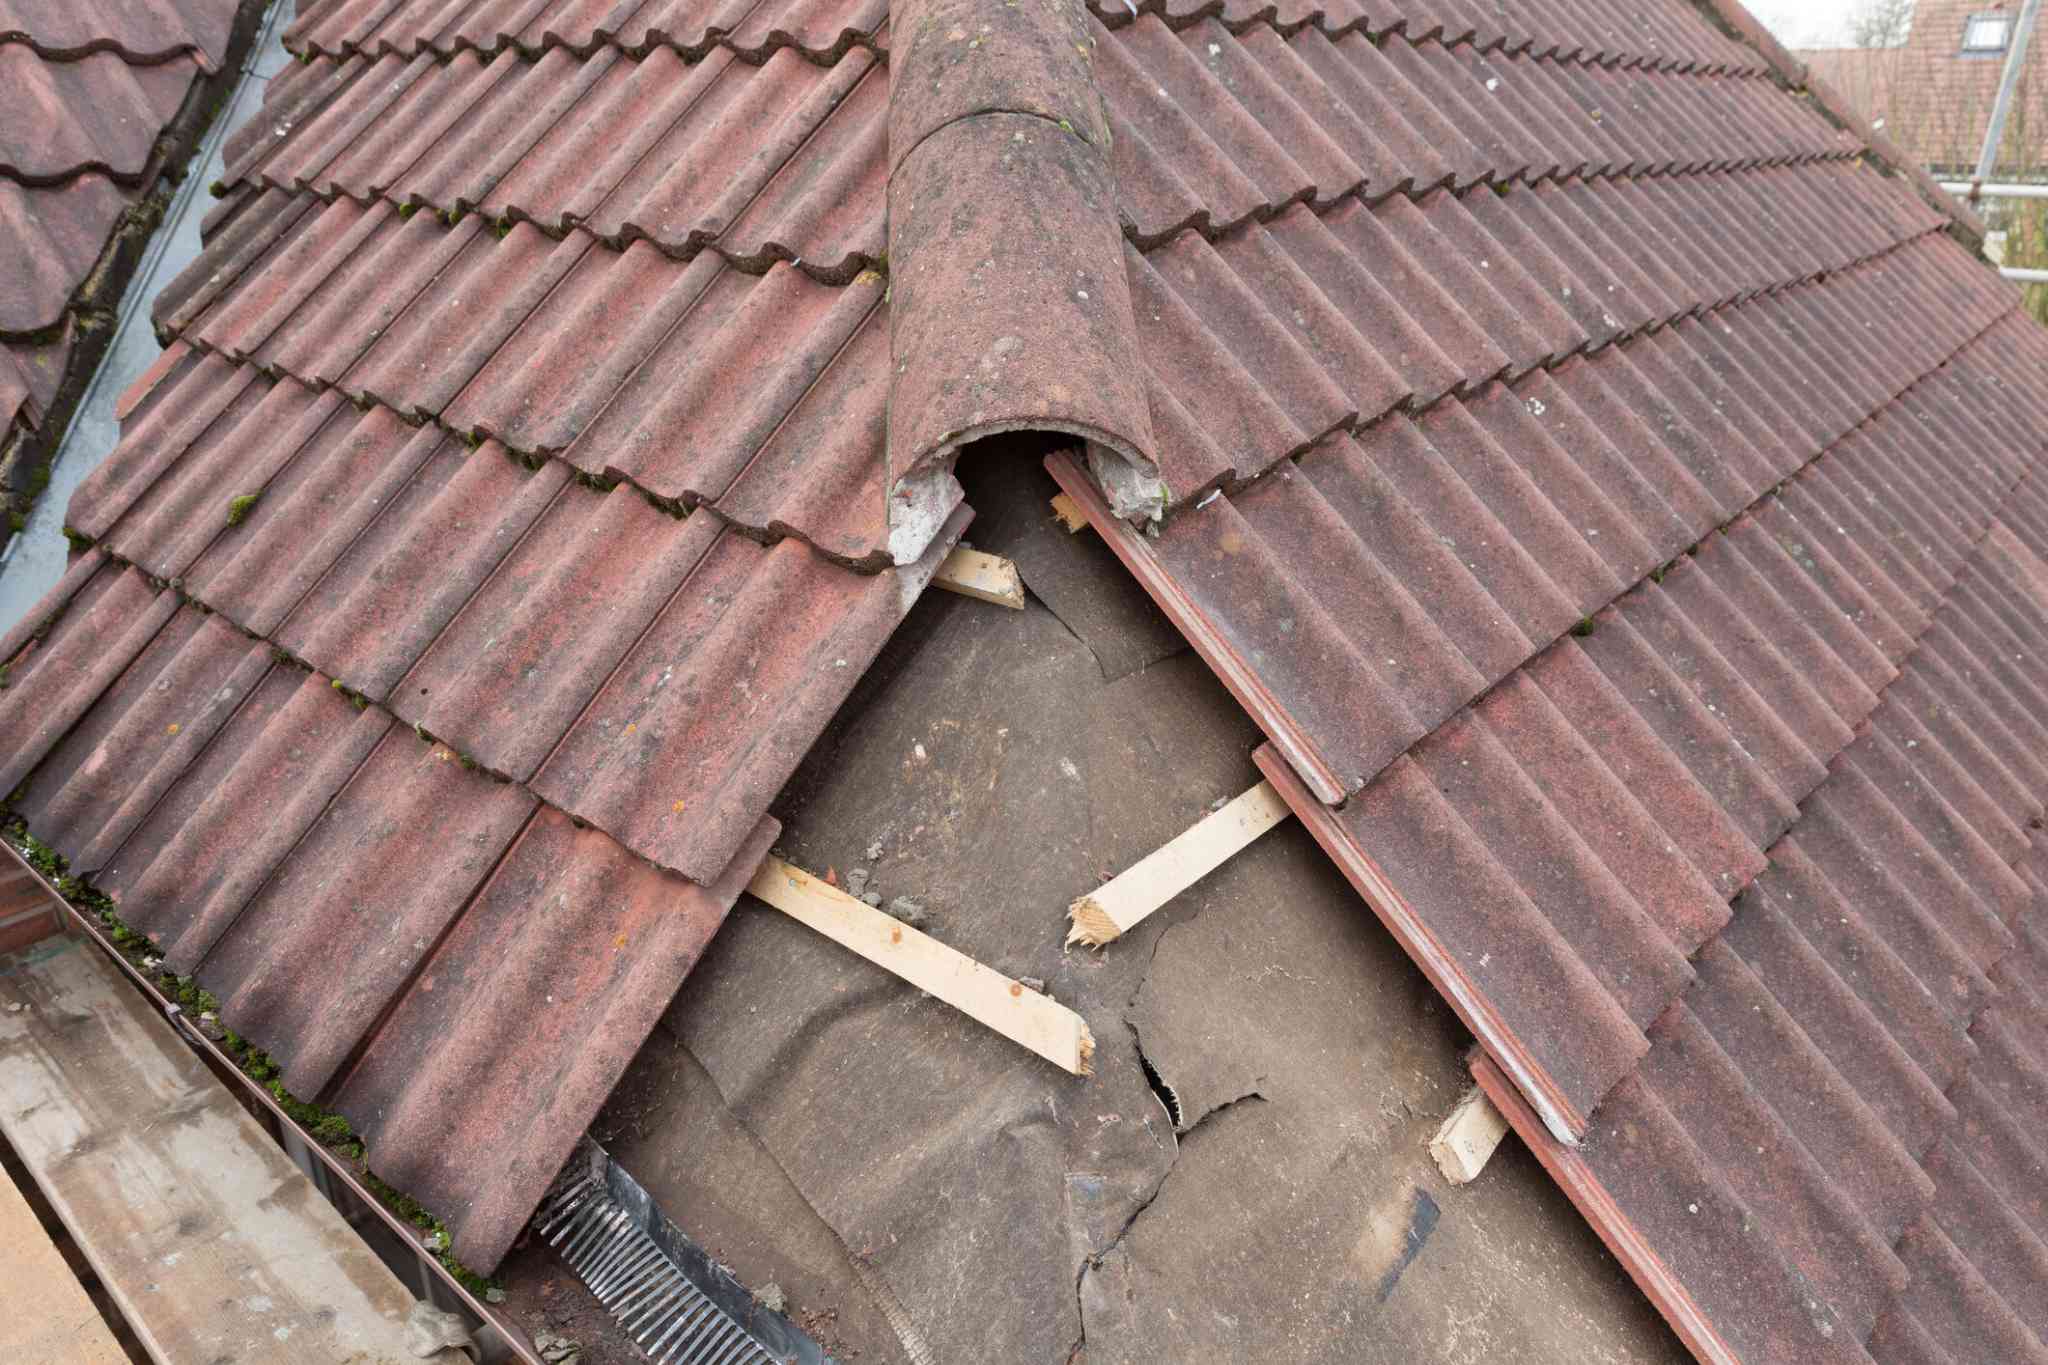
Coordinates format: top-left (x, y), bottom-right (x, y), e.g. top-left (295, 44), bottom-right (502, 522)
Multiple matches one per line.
top-left (3, 3), bottom-right (2047, 1358)
top-left (1801, 0), bottom-right (2048, 176)
top-left (1801, 46), bottom-right (1904, 135)
top-left (1, 0), bottom-right (244, 453)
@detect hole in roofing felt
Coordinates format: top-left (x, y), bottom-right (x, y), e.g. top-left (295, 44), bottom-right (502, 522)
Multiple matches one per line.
top-left (1136, 1040), bottom-right (1184, 1130)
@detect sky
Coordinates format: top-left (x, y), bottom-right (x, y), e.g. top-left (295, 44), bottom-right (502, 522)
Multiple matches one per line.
top-left (1745, 0), bottom-right (1864, 48)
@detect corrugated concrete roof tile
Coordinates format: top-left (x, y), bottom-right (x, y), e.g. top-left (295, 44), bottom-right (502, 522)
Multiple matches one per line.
top-left (0, 0), bottom-right (234, 63)
top-left (2, 0), bottom-right (979, 1254)
top-left (0, 47), bottom-right (198, 184)
top-left (1, 0), bottom-right (240, 442)
top-left (1, 174), bottom-right (143, 335)
top-left (284, 0), bottom-right (869, 59)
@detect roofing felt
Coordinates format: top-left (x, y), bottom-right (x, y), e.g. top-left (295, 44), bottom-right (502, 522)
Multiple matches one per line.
top-left (1, 0), bottom-right (241, 442)
top-left (2, 0), bottom-right (2045, 1344)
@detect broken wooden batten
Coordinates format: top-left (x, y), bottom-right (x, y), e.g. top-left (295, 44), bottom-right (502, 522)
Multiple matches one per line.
top-left (1067, 779), bottom-right (1293, 947)
top-left (1429, 1084), bottom-right (1510, 1185)
top-left (931, 544), bottom-right (1025, 609)
top-left (1049, 492), bottom-right (1089, 534)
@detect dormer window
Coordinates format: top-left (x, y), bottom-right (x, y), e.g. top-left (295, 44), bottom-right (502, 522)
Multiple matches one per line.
top-left (1963, 13), bottom-right (2013, 53)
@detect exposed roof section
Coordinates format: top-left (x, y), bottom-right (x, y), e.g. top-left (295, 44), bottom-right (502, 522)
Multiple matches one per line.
top-left (1058, 243), bottom-right (2031, 1129)
top-left (1, 0), bottom-right (241, 445)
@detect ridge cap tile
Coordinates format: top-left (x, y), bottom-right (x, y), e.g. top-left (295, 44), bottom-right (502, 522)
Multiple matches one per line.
top-left (884, 0), bottom-right (1161, 560)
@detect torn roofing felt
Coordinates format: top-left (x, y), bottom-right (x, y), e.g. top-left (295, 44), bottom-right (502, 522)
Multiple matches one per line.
top-left (2, 0), bottom-right (244, 451)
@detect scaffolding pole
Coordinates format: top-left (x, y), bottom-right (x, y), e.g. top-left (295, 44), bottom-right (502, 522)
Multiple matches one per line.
top-left (1941, 181), bottom-right (2048, 199)
top-left (1971, 0), bottom-right (2046, 188)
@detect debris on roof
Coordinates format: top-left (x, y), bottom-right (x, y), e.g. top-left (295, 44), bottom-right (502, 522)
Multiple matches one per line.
top-left (4, 0), bottom-right (2048, 1354)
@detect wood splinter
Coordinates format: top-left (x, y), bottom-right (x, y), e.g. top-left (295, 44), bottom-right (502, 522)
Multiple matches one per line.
top-left (932, 544), bottom-right (1025, 609)
top-left (1049, 492), bottom-right (1090, 534)
top-left (1429, 1083), bottom-right (1511, 1185)
top-left (748, 855), bottom-right (1094, 1076)
top-left (1066, 779), bottom-right (1293, 948)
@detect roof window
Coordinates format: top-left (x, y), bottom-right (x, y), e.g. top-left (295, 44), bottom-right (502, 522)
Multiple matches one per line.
top-left (1963, 13), bottom-right (2013, 52)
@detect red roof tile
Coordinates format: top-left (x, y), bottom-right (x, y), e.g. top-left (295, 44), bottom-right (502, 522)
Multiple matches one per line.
top-left (284, 0), bottom-right (888, 63)
top-left (0, 47), bottom-right (198, 183)
top-left (0, 0), bottom-right (235, 64)
top-left (2, 174), bottom-right (139, 334)
top-left (1, 0), bottom-right (242, 438)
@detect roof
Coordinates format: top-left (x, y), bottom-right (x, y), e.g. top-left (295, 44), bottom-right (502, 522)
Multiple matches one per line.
top-left (1, 0), bottom-right (244, 450)
top-left (3, 0), bottom-right (2047, 1344)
